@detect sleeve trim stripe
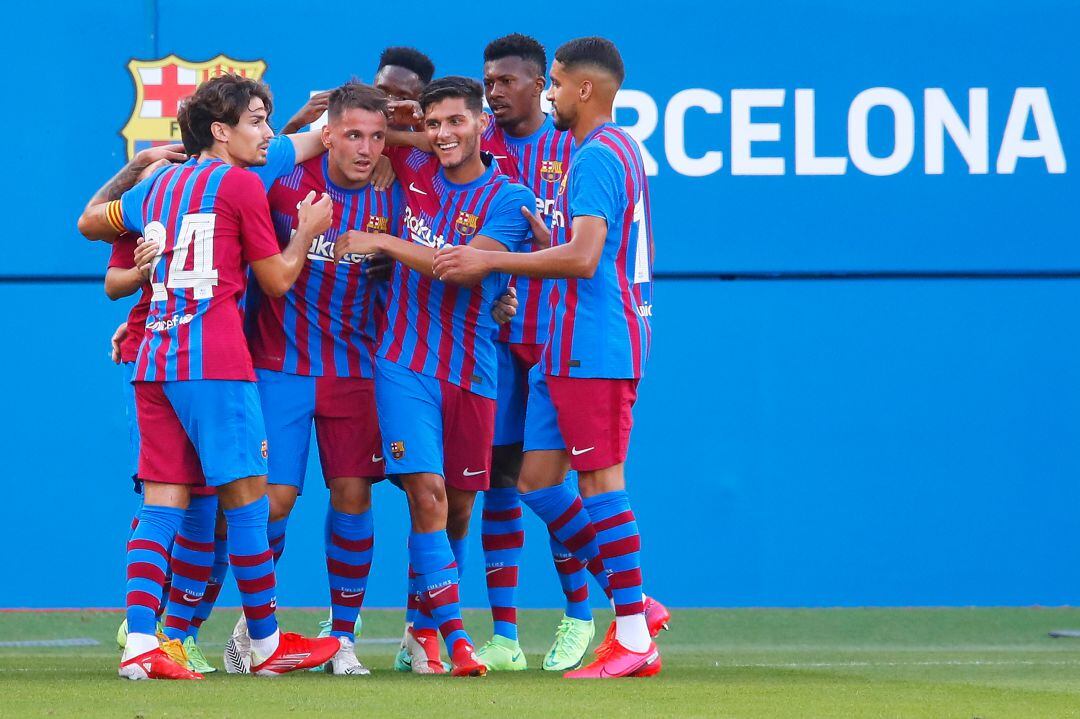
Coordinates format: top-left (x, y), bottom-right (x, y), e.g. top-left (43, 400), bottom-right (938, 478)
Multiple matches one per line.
top-left (105, 200), bottom-right (126, 233)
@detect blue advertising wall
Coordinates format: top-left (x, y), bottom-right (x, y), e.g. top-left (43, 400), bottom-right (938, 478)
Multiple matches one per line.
top-left (1, 0), bottom-right (1077, 608)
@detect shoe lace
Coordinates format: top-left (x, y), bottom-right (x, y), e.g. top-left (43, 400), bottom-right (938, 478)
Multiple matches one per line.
top-left (186, 640), bottom-right (208, 666)
top-left (160, 638), bottom-right (189, 666)
top-left (554, 618), bottom-right (574, 644)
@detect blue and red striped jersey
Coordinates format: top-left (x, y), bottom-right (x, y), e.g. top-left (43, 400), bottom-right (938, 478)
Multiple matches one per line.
top-left (246, 155), bottom-right (404, 378)
top-left (483, 114), bottom-right (574, 347)
top-left (541, 123), bottom-right (654, 379)
top-left (382, 147), bottom-right (536, 398)
top-left (119, 157), bottom-right (282, 381)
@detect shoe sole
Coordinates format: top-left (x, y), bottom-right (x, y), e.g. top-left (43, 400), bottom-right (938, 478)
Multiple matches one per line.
top-left (451, 665), bottom-right (487, 677)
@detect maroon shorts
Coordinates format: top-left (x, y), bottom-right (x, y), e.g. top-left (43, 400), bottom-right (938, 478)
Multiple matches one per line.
top-left (524, 370), bottom-right (639, 472)
top-left (314, 375), bottom-right (384, 482)
top-left (135, 382), bottom-right (210, 490)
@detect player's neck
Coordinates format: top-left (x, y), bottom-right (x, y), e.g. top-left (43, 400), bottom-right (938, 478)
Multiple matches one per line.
top-left (200, 147), bottom-right (242, 167)
top-left (502, 109), bottom-right (546, 139)
top-left (443, 152), bottom-right (487, 185)
top-left (572, 111), bottom-right (613, 144)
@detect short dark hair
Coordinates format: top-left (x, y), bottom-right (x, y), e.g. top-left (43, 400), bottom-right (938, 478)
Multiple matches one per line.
top-left (177, 74), bottom-right (273, 154)
top-left (419, 76), bottom-right (484, 114)
top-left (328, 81), bottom-right (389, 121)
top-left (554, 37), bottom-right (625, 85)
top-left (484, 33), bottom-right (547, 76)
top-left (377, 46), bottom-right (435, 85)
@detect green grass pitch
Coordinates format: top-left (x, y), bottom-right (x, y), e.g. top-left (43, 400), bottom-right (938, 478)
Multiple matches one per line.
top-left (2, 607), bottom-right (1080, 718)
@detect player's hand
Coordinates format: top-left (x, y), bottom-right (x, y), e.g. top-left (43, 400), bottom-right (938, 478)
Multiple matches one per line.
top-left (133, 237), bottom-right (159, 279)
top-left (110, 322), bottom-right (128, 364)
top-left (387, 100), bottom-right (423, 128)
top-left (133, 143), bottom-right (187, 167)
top-left (371, 155), bottom-right (396, 192)
top-left (433, 244), bottom-right (490, 286)
top-left (297, 190), bottom-right (333, 237)
top-left (491, 286), bottom-right (517, 325)
top-left (282, 91), bottom-right (331, 134)
top-left (335, 230), bottom-right (382, 262)
top-left (137, 158), bottom-right (172, 182)
top-left (364, 252), bottom-right (394, 281)
top-left (521, 206), bottom-right (552, 249)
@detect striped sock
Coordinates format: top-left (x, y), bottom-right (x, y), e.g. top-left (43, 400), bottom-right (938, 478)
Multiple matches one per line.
top-left (190, 534), bottom-right (228, 640)
top-left (409, 565), bottom-right (438, 631)
top-left (449, 535), bottom-right (468, 578)
top-left (267, 517), bottom-right (288, 564)
top-left (326, 507), bottom-right (374, 641)
top-left (410, 531), bottom-right (472, 651)
top-left (482, 488), bottom-right (524, 641)
top-left (520, 484), bottom-right (610, 597)
top-left (550, 534), bottom-right (592, 621)
top-left (225, 496), bottom-right (279, 642)
top-left (583, 491), bottom-right (648, 651)
top-left (125, 504), bottom-right (183, 637)
top-left (162, 495), bottom-right (216, 641)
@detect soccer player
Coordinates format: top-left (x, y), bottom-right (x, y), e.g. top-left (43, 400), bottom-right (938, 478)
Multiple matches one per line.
top-left (374, 47), bottom-right (435, 107)
top-left (79, 74), bottom-right (341, 680)
top-left (433, 37), bottom-right (664, 678)
top-left (242, 81), bottom-right (404, 676)
top-left (334, 76), bottom-right (536, 677)
top-left (474, 33), bottom-right (592, 672)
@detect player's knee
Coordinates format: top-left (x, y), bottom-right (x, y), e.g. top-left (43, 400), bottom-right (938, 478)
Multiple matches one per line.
top-left (328, 477), bottom-right (373, 514)
top-left (403, 474), bottom-right (447, 522)
top-left (267, 483), bottom-right (298, 521)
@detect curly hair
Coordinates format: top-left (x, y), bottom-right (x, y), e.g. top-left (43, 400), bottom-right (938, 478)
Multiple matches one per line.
top-left (176, 74), bottom-right (274, 154)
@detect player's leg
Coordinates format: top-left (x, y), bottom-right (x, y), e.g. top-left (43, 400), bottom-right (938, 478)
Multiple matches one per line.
top-left (314, 375), bottom-right (383, 675)
top-left (118, 381), bottom-right (203, 680)
top-left (164, 378), bottom-right (339, 677)
top-left (546, 376), bottom-right (661, 679)
top-left (544, 528), bottom-right (596, 671)
top-left (187, 508), bottom-right (228, 671)
top-left (375, 356), bottom-right (455, 675)
top-left (160, 490), bottom-right (218, 674)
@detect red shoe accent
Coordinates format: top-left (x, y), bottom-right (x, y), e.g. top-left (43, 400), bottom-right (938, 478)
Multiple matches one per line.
top-left (594, 622), bottom-right (618, 660)
top-left (565, 641), bottom-right (661, 679)
top-left (251, 632), bottom-right (341, 676)
top-left (450, 639), bottom-right (487, 677)
top-left (410, 627), bottom-right (447, 674)
top-left (644, 596), bottom-right (671, 636)
top-left (118, 647), bottom-right (203, 680)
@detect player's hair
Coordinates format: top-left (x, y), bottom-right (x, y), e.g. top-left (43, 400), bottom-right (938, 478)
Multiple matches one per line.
top-left (554, 36), bottom-right (625, 85)
top-left (176, 74), bottom-right (274, 154)
top-left (483, 33), bottom-right (547, 76)
top-left (328, 81), bottom-right (389, 121)
top-left (377, 46), bottom-right (436, 85)
top-left (419, 76), bottom-right (484, 114)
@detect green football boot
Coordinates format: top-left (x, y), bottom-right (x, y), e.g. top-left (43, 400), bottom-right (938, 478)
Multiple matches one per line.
top-left (116, 619), bottom-right (128, 650)
top-left (183, 636), bottom-right (217, 674)
top-left (542, 615), bottom-right (595, 671)
top-left (476, 635), bottom-right (528, 671)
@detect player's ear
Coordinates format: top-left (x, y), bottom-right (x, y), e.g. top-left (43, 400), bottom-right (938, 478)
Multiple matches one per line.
top-left (321, 124), bottom-right (332, 150)
top-left (532, 75), bottom-right (545, 98)
top-left (477, 111), bottom-right (490, 133)
top-left (210, 120), bottom-right (230, 145)
top-left (579, 79), bottom-right (593, 103)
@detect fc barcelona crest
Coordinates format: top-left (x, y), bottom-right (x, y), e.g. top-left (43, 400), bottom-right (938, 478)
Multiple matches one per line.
top-left (455, 211), bottom-right (479, 236)
top-left (540, 159), bottom-right (564, 183)
top-left (390, 441), bottom-right (406, 460)
top-left (366, 215), bottom-right (389, 233)
top-left (121, 55), bottom-right (267, 160)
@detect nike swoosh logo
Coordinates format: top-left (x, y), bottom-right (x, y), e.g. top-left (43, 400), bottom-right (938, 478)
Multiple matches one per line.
top-left (462, 468), bottom-right (486, 477)
top-left (554, 556), bottom-right (574, 564)
top-left (492, 155), bottom-right (508, 160)
top-left (512, 652), bottom-right (522, 662)
top-left (408, 182), bottom-right (427, 195)
top-left (181, 593), bottom-right (201, 603)
top-left (340, 591), bottom-right (363, 599)
top-left (429, 585), bottom-right (453, 598)
top-left (486, 567), bottom-right (503, 575)
top-left (372, 454), bottom-right (384, 463)
top-left (571, 446), bottom-right (595, 456)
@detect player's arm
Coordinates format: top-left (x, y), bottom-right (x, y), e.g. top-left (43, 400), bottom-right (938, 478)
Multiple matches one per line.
top-left (250, 190), bottom-right (334, 297)
top-left (77, 145), bottom-right (187, 241)
top-left (433, 216), bottom-right (604, 284)
top-left (104, 238), bottom-right (157, 300)
top-left (280, 91), bottom-right (331, 135)
top-left (110, 322), bottom-right (128, 364)
top-left (335, 232), bottom-right (506, 286)
top-left (283, 130), bottom-right (327, 163)
top-left (386, 129), bottom-right (432, 152)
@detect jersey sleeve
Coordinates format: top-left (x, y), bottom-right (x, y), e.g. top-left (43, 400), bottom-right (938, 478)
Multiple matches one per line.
top-left (567, 146), bottom-right (624, 224)
top-left (221, 169), bottom-right (282, 263)
top-left (246, 135), bottom-right (297, 190)
top-left (476, 184), bottom-right (536, 252)
top-left (107, 232), bottom-right (138, 269)
top-left (118, 171), bottom-right (160, 233)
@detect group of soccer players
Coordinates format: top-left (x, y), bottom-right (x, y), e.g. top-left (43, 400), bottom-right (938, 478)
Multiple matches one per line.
top-left (79, 33), bottom-right (666, 681)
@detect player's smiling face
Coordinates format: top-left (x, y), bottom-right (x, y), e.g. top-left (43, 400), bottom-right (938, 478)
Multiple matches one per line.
top-left (546, 61), bottom-right (577, 132)
top-left (222, 97), bottom-right (274, 168)
top-left (483, 56), bottom-right (543, 129)
top-left (323, 107), bottom-right (386, 188)
top-left (424, 97), bottom-right (486, 171)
